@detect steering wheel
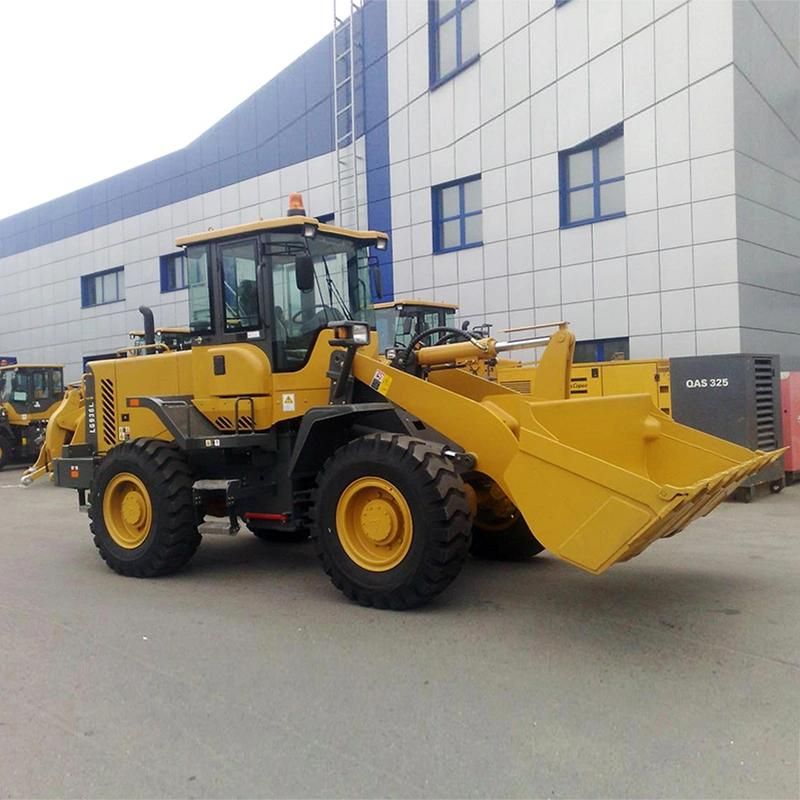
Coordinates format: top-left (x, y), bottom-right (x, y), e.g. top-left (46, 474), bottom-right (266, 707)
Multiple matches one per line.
top-left (291, 304), bottom-right (341, 333)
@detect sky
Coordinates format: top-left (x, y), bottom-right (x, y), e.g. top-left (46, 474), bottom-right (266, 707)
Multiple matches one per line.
top-left (0, 0), bottom-right (335, 220)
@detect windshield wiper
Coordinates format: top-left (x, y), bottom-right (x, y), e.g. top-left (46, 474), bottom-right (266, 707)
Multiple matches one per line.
top-left (320, 255), bottom-right (352, 320)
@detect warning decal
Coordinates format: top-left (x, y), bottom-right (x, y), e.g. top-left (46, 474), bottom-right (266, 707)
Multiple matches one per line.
top-left (370, 369), bottom-right (393, 396)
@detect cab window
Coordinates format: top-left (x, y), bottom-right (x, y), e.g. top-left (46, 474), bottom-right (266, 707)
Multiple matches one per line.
top-left (221, 240), bottom-right (260, 332)
top-left (32, 370), bottom-right (49, 400)
top-left (187, 245), bottom-right (212, 333)
top-left (52, 369), bottom-right (63, 397)
top-left (422, 311), bottom-right (441, 335)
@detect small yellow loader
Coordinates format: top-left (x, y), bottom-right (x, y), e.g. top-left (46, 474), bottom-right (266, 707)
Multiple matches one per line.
top-left (0, 364), bottom-right (65, 470)
top-left (374, 299), bottom-right (459, 352)
top-left (38, 197), bottom-right (782, 608)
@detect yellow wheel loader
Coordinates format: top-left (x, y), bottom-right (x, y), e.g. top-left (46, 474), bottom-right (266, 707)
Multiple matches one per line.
top-left (21, 309), bottom-right (178, 486)
top-left (374, 299), bottom-right (459, 352)
top-left (44, 198), bottom-right (782, 608)
top-left (0, 364), bottom-right (65, 470)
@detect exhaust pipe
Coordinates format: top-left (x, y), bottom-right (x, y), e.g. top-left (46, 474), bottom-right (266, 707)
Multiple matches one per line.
top-left (139, 306), bottom-right (155, 348)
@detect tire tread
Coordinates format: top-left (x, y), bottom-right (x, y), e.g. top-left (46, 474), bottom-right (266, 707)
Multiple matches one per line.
top-left (89, 438), bottom-right (200, 577)
top-left (310, 433), bottom-right (471, 609)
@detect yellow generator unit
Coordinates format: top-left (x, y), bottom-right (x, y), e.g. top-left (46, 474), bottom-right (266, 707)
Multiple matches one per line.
top-left (497, 358), bottom-right (672, 414)
top-left (0, 364), bottom-right (65, 470)
top-left (42, 197), bottom-right (782, 610)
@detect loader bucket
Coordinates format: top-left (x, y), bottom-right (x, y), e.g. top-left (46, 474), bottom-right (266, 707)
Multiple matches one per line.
top-left (495, 392), bottom-right (784, 573)
top-left (20, 385), bottom-right (85, 486)
top-left (352, 353), bottom-right (783, 575)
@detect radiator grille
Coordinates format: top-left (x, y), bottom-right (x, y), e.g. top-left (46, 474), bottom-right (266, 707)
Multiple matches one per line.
top-left (500, 380), bottom-right (531, 394)
top-left (99, 378), bottom-right (116, 448)
top-left (754, 358), bottom-right (777, 450)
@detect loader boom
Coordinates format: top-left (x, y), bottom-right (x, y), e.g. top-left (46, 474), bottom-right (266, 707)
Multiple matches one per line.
top-left (349, 331), bottom-right (783, 574)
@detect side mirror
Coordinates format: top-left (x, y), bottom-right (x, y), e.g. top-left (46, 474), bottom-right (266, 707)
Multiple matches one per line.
top-left (295, 255), bottom-right (315, 292)
top-left (402, 316), bottom-right (414, 335)
top-left (461, 320), bottom-right (470, 331)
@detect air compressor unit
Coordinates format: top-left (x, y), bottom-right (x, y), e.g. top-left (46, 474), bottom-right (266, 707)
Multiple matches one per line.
top-left (670, 354), bottom-right (784, 501)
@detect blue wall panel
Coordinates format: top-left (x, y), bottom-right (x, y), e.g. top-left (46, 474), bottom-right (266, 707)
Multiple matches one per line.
top-left (237, 148), bottom-right (259, 183)
top-left (255, 83), bottom-right (279, 143)
top-left (279, 117), bottom-right (308, 167)
top-left (362, 0), bottom-right (394, 301)
top-left (306, 98), bottom-right (334, 161)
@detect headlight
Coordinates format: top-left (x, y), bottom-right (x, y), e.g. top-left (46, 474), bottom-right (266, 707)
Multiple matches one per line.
top-left (352, 324), bottom-right (369, 344)
top-left (329, 321), bottom-right (371, 347)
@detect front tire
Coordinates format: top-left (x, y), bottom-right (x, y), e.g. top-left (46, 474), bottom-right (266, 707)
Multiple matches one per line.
top-left (89, 439), bottom-right (200, 577)
top-left (310, 434), bottom-right (472, 609)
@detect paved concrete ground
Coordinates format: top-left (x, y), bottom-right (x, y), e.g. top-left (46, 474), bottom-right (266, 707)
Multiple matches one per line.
top-left (0, 466), bottom-right (798, 799)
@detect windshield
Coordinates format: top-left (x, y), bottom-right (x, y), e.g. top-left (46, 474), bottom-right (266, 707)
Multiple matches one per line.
top-left (268, 232), bottom-right (375, 326)
top-left (0, 369), bottom-right (16, 403)
top-left (269, 232), bottom-right (378, 371)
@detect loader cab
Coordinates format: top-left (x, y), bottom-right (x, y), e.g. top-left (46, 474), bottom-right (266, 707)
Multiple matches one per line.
top-left (128, 327), bottom-right (194, 355)
top-left (0, 365), bottom-right (64, 421)
top-left (374, 300), bottom-right (458, 352)
top-left (176, 203), bottom-right (387, 372)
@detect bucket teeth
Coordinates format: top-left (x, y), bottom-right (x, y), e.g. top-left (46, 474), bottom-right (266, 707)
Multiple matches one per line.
top-left (617, 451), bottom-right (774, 563)
top-left (657, 453), bottom-right (769, 539)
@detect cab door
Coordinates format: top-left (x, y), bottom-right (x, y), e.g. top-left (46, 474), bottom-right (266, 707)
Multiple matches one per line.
top-left (189, 238), bottom-right (274, 431)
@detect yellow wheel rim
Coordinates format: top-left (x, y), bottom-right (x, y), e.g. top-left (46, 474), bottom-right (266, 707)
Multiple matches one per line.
top-left (335, 477), bottom-right (413, 572)
top-left (103, 472), bottom-right (153, 549)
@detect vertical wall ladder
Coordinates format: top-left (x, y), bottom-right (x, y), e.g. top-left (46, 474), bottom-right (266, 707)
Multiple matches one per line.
top-left (332, 0), bottom-right (363, 230)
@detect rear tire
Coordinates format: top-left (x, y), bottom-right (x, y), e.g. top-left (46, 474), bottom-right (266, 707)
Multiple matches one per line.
top-left (0, 432), bottom-right (12, 470)
top-left (310, 434), bottom-right (472, 609)
top-left (470, 517), bottom-right (544, 561)
top-left (89, 439), bottom-right (201, 577)
top-left (250, 527), bottom-right (309, 543)
top-left (468, 478), bottom-right (544, 561)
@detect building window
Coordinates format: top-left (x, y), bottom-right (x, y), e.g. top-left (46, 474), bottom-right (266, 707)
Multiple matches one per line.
top-left (432, 175), bottom-right (482, 253)
top-left (559, 124), bottom-right (625, 228)
top-left (573, 337), bottom-right (630, 363)
top-left (81, 267), bottom-right (125, 308)
top-left (430, 0), bottom-right (479, 86)
top-left (160, 252), bottom-right (188, 292)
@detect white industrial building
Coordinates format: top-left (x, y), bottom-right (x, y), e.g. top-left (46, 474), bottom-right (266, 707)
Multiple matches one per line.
top-left (1, 0), bottom-right (798, 379)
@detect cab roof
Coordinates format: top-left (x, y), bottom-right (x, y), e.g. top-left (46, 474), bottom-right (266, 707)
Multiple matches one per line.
top-left (374, 299), bottom-right (459, 311)
top-left (175, 216), bottom-right (389, 248)
top-left (128, 327), bottom-right (192, 336)
top-left (0, 364), bottom-right (63, 371)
